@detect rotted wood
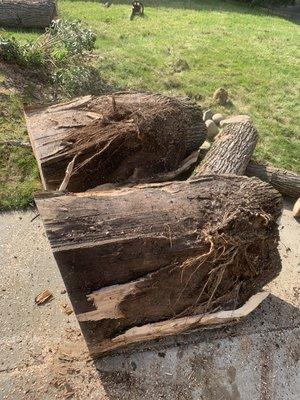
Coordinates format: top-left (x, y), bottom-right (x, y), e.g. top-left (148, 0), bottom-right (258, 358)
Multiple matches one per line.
top-left (35, 175), bottom-right (282, 356)
top-left (25, 93), bottom-right (206, 191)
top-left (0, 0), bottom-right (57, 29)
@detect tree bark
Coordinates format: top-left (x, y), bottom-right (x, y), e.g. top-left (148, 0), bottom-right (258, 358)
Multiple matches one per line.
top-left (246, 161), bottom-right (300, 199)
top-left (0, 0), bottom-right (57, 29)
top-left (35, 176), bottom-right (282, 356)
top-left (193, 119), bottom-right (258, 176)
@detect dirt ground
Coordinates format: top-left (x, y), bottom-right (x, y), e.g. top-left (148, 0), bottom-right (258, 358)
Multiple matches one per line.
top-left (0, 199), bottom-right (299, 400)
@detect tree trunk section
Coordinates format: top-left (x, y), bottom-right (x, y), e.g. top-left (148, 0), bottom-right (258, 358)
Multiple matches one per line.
top-left (35, 176), bottom-right (282, 356)
top-left (194, 120), bottom-right (258, 176)
top-left (25, 93), bottom-right (206, 191)
top-left (195, 147), bottom-right (300, 199)
top-left (246, 161), bottom-right (300, 199)
top-left (0, 0), bottom-right (57, 29)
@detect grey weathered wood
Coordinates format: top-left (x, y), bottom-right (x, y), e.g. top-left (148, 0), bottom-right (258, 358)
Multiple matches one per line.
top-left (36, 176), bottom-right (282, 356)
top-left (0, 0), bottom-right (57, 29)
top-left (246, 161), bottom-right (300, 199)
top-left (25, 93), bottom-right (206, 191)
top-left (194, 120), bottom-right (258, 176)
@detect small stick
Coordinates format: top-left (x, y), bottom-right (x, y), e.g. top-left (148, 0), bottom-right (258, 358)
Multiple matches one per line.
top-left (58, 155), bottom-right (77, 192)
top-left (0, 140), bottom-right (31, 148)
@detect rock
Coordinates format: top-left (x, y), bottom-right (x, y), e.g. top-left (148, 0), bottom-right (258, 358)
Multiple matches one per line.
top-left (212, 113), bottom-right (225, 125)
top-left (293, 198), bottom-right (300, 218)
top-left (200, 140), bottom-right (211, 150)
top-left (203, 109), bottom-right (213, 122)
top-left (220, 115), bottom-right (251, 127)
top-left (205, 119), bottom-right (219, 140)
top-left (173, 59), bottom-right (190, 73)
top-left (213, 88), bottom-right (228, 105)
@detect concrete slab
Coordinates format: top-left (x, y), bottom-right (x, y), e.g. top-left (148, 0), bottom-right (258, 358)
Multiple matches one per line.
top-left (0, 200), bottom-right (299, 399)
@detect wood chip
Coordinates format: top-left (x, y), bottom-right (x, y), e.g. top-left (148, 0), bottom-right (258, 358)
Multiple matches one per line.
top-left (62, 304), bottom-right (74, 315)
top-left (35, 289), bottom-right (53, 305)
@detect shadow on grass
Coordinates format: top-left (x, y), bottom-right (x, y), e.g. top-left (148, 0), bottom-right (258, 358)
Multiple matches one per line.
top-left (93, 293), bottom-right (300, 398)
top-left (63, 0), bottom-right (299, 24)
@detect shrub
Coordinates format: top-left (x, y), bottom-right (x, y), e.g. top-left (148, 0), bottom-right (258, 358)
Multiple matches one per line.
top-left (52, 65), bottom-right (108, 97)
top-left (0, 20), bottom-right (96, 72)
top-left (0, 37), bottom-right (49, 70)
top-left (48, 19), bottom-right (96, 55)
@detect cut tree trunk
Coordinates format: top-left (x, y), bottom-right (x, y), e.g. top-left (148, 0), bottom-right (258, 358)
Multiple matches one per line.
top-left (194, 147), bottom-right (300, 199)
top-left (193, 119), bottom-right (258, 176)
top-left (246, 161), bottom-right (300, 199)
top-left (35, 176), bottom-right (282, 356)
top-left (25, 93), bottom-right (206, 191)
top-left (0, 0), bottom-right (57, 29)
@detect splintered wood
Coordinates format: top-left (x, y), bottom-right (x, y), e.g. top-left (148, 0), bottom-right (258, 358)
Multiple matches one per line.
top-left (35, 176), bottom-right (282, 356)
top-left (29, 93), bottom-right (284, 357)
top-left (25, 93), bottom-right (206, 192)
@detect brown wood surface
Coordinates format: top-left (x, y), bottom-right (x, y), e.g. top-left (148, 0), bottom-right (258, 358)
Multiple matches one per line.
top-left (25, 93), bottom-right (206, 191)
top-left (0, 0), bottom-right (57, 28)
top-left (246, 161), bottom-right (300, 199)
top-left (36, 175), bottom-right (282, 356)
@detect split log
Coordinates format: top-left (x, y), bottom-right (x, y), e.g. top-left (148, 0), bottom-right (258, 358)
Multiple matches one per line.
top-left (0, 0), bottom-right (57, 29)
top-left (35, 176), bottom-right (282, 356)
top-left (25, 93), bottom-right (207, 191)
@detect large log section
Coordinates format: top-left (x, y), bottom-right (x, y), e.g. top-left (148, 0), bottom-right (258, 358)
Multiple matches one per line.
top-left (36, 176), bottom-right (282, 356)
top-left (0, 0), bottom-right (57, 29)
top-left (25, 93), bottom-right (206, 191)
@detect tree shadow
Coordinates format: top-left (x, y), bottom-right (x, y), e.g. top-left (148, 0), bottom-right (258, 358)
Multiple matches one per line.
top-left (93, 294), bottom-right (300, 399)
top-left (64, 0), bottom-right (299, 24)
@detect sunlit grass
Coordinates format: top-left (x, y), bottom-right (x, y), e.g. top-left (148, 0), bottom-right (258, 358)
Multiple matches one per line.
top-left (0, 0), bottom-right (299, 209)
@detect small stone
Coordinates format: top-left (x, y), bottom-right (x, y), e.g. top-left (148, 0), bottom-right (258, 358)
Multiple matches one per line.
top-left (200, 140), bottom-right (211, 150)
top-left (213, 87), bottom-right (228, 105)
top-left (212, 113), bottom-right (225, 125)
top-left (220, 115), bottom-right (251, 127)
top-left (173, 59), bottom-right (190, 73)
top-left (203, 109), bottom-right (213, 122)
top-left (205, 119), bottom-right (219, 140)
top-left (293, 198), bottom-right (300, 218)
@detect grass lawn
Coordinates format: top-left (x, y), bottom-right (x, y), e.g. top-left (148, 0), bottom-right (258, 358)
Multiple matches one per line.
top-left (0, 0), bottom-right (299, 210)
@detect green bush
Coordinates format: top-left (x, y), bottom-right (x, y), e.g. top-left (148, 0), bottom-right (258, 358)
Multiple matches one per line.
top-left (0, 20), bottom-right (96, 72)
top-left (0, 37), bottom-right (50, 70)
top-left (52, 65), bottom-right (108, 97)
top-left (48, 19), bottom-right (96, 55)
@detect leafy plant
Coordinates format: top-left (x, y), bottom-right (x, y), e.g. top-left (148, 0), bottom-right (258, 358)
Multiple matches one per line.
top-left (48, 19), bottom-right (96, 55)
top-left (0, 19), bottom-right (96, 73)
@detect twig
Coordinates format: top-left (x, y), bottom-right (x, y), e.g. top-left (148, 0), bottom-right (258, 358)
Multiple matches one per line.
top-left (30, 213), bottom-right (40, 222)
top-left (0, 140), bottom-right (31, 148)
top-left (58, 155), bottom-right (77, 192)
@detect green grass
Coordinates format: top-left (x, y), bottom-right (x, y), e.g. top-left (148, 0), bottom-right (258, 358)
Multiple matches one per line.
top-left (0, 0), bottom-right (299, 210)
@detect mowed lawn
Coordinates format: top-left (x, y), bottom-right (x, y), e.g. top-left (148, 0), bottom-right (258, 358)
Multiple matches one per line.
top-left (0, 0), bottom-right (299, 210)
